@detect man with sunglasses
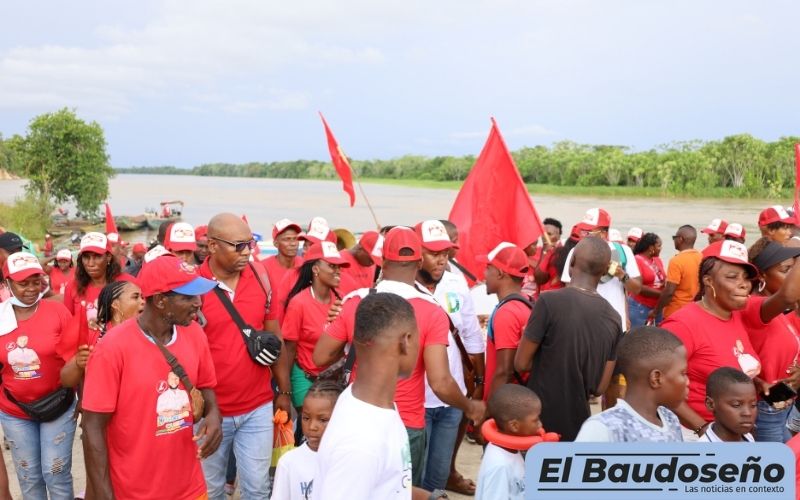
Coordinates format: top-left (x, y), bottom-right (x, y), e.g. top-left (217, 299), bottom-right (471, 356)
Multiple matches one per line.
top-left (650, 224), bottom-right (701, 323)
top-left (197, 213), bottom-right (289, 499)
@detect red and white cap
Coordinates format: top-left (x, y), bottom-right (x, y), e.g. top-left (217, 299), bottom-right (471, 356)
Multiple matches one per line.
top-left (724, 223), bottom-right (746, 239)
top-left (627, 227), bottom-right (643, 241)
top-left (299, 217), bottom-right (337, 244)
top-left (414, 220), bottom-right (458, 252)
top-left (80, 232), bottom-right (110, 255)
top-left (194, 225), bottom-right (208, 241)
top-left (477, 242), bottom-right (529, 278)
top-left (702, 240), bottom-right (757, 277)
top-left (272, 219), bottom-right (302, 239)
top-left (303, 241), bottom-right (351, 267)
top-left (144, 245), bottom-right (172, 263)
top-left (3, 252), bottom-right (44, 281)
top-left (758, 206), bottom-right (795, 227)
top-left (132, 243), bottom-right (147, 255)
top-left (359, 231), bottom-right (383, 266)
top-left (701, 218), bottom-right (728, 235)
top-left (56, 249), bottom-right (72, 261)
top-left (107, 232), bottom-right (120, 244)
top-left (165, 222), bottom-right (197, 252)
top-left (608, 229), bottom-right (624, 243)
top-left (576, 208), bottom-right (611, 231)
top-left (138, 255), bottom-right (216, 298)
top-left (382, 227), bottom-right (422, 262)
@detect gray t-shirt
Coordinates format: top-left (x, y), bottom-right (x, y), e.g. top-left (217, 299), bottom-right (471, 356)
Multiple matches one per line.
top-left (575, 399), bottom-right (683, 442)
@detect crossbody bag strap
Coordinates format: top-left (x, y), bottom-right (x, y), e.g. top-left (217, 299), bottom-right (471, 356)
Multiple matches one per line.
top-left (213, 286), bottom-right (250, 335)
top-left (447, 315), bottom-right (475, 372)
top-left (249, 263), bottom-right (271, 300)
top-left (152, 341), bottom-right (195, 391)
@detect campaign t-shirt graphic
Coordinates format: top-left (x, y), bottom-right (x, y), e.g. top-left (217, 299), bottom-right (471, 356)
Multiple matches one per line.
top-left (155, 371), bottom-right (191, 436)
top-left (7, 335), bottom-right (41, 380)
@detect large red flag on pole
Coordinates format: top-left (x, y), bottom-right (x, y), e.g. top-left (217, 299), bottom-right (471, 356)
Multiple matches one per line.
top-left (319, 113), bottom-right (356, 207)
top-left (104, 202), bottom-right (118, 234)
top-left (448, 118), bottom-right (545, 282)
top-left (794, 144), bottom-right (800, 225)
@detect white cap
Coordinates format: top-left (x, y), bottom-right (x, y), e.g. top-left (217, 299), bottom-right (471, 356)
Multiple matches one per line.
top-left (608, 228), bottom-right (624, 243)
top-left (144, 245), bottom-right (171, 263)
top-left (166, 222), bottom-right (197, 251)
top-left (4, 252), bottom-right (44, 281)
top-left (56, 249), bottom-right (72, 261)
top-left (627, 227), bottom-right (643, 241)
top-left (80, 232), bottom-right (109, 255)
top-left (107, 232), bottom-right (120, 243)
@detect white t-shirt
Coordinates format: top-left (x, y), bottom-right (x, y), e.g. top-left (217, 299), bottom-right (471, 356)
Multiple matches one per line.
top-left (699, 425), bottom-right (755, 443)
top-left (574, 399), bottom-right (683, 442)
top-left (561, 242), bottom-right (640, 328)
top-left (475, 443), bottom-right (525, 500)
top-left (271, 442), bottom-right (316, 500)
top-left (424, 270), bottom-right (485, 408)
top-left (313, 385), bottom-right (412, 499)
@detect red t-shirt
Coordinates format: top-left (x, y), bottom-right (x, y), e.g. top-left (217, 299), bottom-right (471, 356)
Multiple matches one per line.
top-left (0, 300), bottom-right (72, 419)
top-left (338, 251), bottom-right (375, 295)
top-left (326, 292), bottom-right (449, 429)
top-left (273, 268), bottom-right (300, 326)
top-left (662, 301), bottom-right (762, 421)
top-left (82, 319), bottom-right (216, 500)
top-left (742, 295), bottom-right (800, 385)
top-left (535, 247), bottom-right (562, 294)
top-left (198, 260), bottom-right (273, 416)
top-left (262, 255), bottom-right (302, 298)
top-left (48, 268), bottom-right (74, 296)
top-left (484, 300), bottom-right (532, 401)
top-left (282, 288), bottom-right (331, 375)
top-left (63, 272), bottom-right (137, 320)
top-left (631, 255), bottom-right (666, 308)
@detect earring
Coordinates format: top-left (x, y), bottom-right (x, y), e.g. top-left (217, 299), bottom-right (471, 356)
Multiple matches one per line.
top-left (709, 284), bottom-right (717, 299)
top-left (757, 280), bottom-right (766, 293)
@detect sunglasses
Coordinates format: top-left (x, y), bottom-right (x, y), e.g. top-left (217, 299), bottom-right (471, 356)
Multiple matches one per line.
top-left (211, 236), bottom-right (257, 253)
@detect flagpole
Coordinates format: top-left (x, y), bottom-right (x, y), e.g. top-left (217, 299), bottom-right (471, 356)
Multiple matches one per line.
top-left (347, 160), bottom-right (382, 231)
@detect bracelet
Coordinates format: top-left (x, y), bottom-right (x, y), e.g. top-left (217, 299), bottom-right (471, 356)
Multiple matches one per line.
top-left (473, 376), bottom-right (485, 385)
top-left (277, 390), bottom-right (293, 396)
top-left (621, 273), bottom-right (629, 283)
top-left (693, 422), bottom-right (709, 436)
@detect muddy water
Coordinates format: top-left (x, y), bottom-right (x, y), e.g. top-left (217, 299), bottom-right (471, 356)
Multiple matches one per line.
top-left (0, 175), bottom-right (784, 259)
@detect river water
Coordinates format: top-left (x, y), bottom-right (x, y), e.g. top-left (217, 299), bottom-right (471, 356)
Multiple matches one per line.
top-left (0, 174), bottom-right (785, 259)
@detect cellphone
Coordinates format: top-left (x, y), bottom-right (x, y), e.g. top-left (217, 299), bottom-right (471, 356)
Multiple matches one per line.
top-left (763, 381), bottom-right (797, 404)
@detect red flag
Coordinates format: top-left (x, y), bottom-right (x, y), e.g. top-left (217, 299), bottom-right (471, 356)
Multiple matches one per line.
top-left (448, 118), bottom-right (544, 283)
top-left (794, 144), bottom-right (800, 225)
top-left (105, 202), bottom-right (118, 234)
top-left (319, 113), bottom-right (356, 207)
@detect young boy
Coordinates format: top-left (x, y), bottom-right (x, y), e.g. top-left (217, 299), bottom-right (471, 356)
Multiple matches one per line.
top-left (575, 326), bottom-right (687, 442)
top-left (476, 384), bottom-right (542, 500)
top-left (700, 367), bottom-right (756, 442)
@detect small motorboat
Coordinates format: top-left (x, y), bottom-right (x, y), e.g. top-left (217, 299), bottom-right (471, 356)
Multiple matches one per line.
top-left (115, 215), bottom-right (148, 231)
top-left (145, 200), bottom-right (184, 230)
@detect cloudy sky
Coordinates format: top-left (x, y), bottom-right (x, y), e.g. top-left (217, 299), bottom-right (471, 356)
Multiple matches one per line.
top-left (1, 1), bottom-right (797, 167)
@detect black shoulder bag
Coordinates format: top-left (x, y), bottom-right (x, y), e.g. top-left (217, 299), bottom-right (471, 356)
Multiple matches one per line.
top-left (213, 285), bottom-right (281, 367)
top-left (4, 386), bottom-right (74, 422)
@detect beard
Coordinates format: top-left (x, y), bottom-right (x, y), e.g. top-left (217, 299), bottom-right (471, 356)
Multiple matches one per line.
top-left (418, 268), bottom-right (443, 286)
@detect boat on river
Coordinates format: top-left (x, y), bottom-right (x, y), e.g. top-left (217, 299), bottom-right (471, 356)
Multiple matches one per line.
top-left (115, 215), bottom-right (147, 231)
top-left (145, 200), bottom-right (184, 230)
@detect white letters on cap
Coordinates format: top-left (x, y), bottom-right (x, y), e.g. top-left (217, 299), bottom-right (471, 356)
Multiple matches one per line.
top-left (421, 220), bottom-right (450, 243)
top-left (81, 232), bottom-right (108, 251)
top-left (488, 242), bottom-right (517, 261)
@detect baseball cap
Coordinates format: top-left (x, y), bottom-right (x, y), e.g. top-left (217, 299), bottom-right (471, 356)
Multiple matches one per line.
top-left (299, 217), bottom-right (337, 245)
top-left (477, 242), bottom-right (529, 278)
top-left (137, 254), bottom-right (216, 298)
top-left (165, 222), bottom-right (197, 252)
top-left (144, 245), bottom-right (172, 263)
top-left (382, 227), bottom-right (422, 262)
top-left (701, 218), bottom-right (728, 235)
top-left (107, 232), bottom-right (120, 244)
top-left (0, 232), bottom-right (23, 252)
top-left (723, 223), bottom-right (746, 239)
top-left (132, 243), bottom-right (147, 255)
top-left (608, 229), bottom-right (624, 243)
top-left (758, 206), bottom-right (795, 227)
top-left (752, 241), bottom-right (800, 272)
top-left (701, 240), bottom-right (757, 278)
top-left (303, 241), bottom-right (351, 267)
top-left (627, 227), bottom-right (643, 242)
top-left (194, 225), bottom-right (208, 241)
top-left (80, 232), bottom-right (110, 255)
top-left (359, 231), bottom-right (383, 266)
top-left (414, 220), bottom-right (458, 252)
top-left (576, 208), bottom-right (611, 231)
top-left (3, 252), bottom-right (44, 281)
top-left (272, 219), bottom-right (302, 239)
top-left (56, 249), bottom-right (72, 261)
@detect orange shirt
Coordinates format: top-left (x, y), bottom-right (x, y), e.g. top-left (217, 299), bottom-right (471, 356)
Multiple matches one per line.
top-left (663, 249), bottom-right (702, 318)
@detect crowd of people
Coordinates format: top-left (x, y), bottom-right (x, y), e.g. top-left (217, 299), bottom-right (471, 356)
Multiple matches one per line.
top-left (0, 204), bottom-right (798, 499)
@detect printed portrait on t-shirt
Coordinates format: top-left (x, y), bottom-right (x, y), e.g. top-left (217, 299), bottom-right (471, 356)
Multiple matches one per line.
top-left (734, 339), bottom-right (761, 378)
top-left (155, 371), bottom-right (191, 436)
top-left (81, 299), bottom-right (99, 330)
top-left (7, 336), bottom-right (41, 379)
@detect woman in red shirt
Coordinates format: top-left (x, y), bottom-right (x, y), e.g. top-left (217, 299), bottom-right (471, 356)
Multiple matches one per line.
top-left (628, 233), bottom-right (666, 327)
top-left (47, 249), bottom-right (74, 297)
top-left (0, 252), bottom-right (75, 499)
top-left (662, 240), bottom-right (800, 440)
top-left (744, 238), bottom-right (800, 442)
top-left (63, 232), bottom-right (135, 326)
top-left (279, 241), bottom-right (349, 411)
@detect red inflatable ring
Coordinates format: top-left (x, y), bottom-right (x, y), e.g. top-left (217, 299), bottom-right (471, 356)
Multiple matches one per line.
top-left (481, 418), bottom-right (560, 451)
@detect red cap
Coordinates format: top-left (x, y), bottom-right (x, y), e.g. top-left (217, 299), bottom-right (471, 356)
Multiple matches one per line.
top-left (137, 255), bottom-right (216, 298)
top-left (568, 224), bottom-right (580, 242)
top-left (382, 227), bottom-right (422, 262)
top-left (701, 218), bottom-right (728, 235)
top-left (3, 252), bottom-right (44, 281)
top-left (477, 242), bottom-right (529, 278)
top-left (701, 240), bottom-right (757, 277)
top-left (165, 222), bottom-right (197, 252)
top-left (576, 208), bottom-right (611, 231)
top-left (414, 220), bottom-right (458, 252)
top-left (359, 231), bottom-right (383, 266)
top-left (132, 243), bottom-right (147, 254)
top-left (302, 241), bottom-right (351, 267)
top-left (758, 206), bottom-right (795, 227)
top-left (723, 223), bottom-right (746, 239)
top-left (79, 232), bottom-right (110, 255)
top-left (272, 219), bottom-right (302, 239)
top-left (194, 225), bottom-right (208, 241)
top-left (299, 217), bottom-right (337, 245)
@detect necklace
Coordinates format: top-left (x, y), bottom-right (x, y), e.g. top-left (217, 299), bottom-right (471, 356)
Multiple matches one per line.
top-left (699, 297), bottom-right (730, 321)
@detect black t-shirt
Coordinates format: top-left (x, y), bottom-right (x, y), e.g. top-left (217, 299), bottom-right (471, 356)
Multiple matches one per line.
top-left (524, 287), bottom-right (623, 441)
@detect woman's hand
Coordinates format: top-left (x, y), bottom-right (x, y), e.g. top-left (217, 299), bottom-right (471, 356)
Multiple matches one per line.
top-left (76, 345), bottom-right (92, 369)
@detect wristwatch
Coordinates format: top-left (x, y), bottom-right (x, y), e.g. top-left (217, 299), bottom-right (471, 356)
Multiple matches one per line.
top-left (621, 273), bottom-right (629, 283)
top-left (429, 489), bottom-right (448, 499)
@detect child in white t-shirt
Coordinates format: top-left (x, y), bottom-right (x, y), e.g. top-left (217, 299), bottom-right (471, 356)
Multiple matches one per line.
top-left (271, 380), bottom-right (343, 500)
top-left (476, 384), bottom-right (542, 500)
top-left (699, 367), bottom-right (756, 443)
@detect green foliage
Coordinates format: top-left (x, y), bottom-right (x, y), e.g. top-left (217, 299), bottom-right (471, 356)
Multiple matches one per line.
top-left (0, 193), bottom-right (53, 242)
top-left (10, 108), bottom-right (113, 214)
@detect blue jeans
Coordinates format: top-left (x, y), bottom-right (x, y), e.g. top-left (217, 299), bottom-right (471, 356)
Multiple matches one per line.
top-left (627, 297), bottom-right (660, 328)
top-left (0, 402), bottom-right (77, 500)
top-left (755, 400), bottom-right (792, 442)
top-left (199, 401), bottom-right (273, 500)
top-left (422, 406), bottom-right (463, 491)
